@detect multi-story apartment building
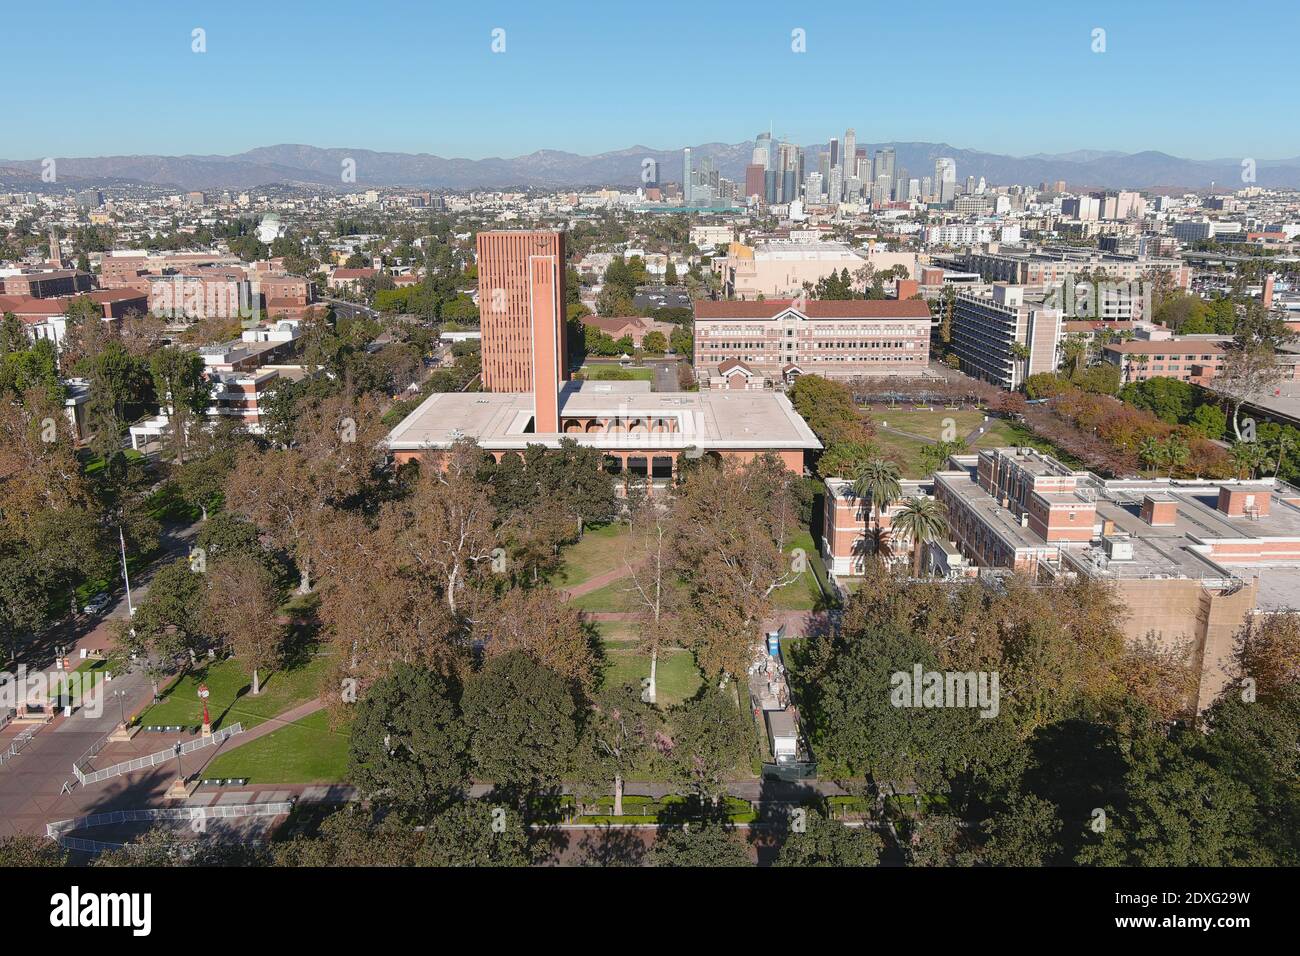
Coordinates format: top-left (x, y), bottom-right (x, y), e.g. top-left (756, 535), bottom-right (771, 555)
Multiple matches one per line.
top-left (928, 446), bottom-right (1300, 711)
top-left (1101, 339), bottom-right (1228, 384)
top-left (950, 284), bottom-right (1062, 390)
top-left (956, 248), bottom-right (1191, 293)
top-left (477, 230), bottom-right (567, 395)
top-left (715, 241), bottom-right (868, 299)
top-left (693, 298), bottom-right (933, 385)
top-left (98, 251), bottom-right (242, 288)
top-left (0, 268), bottom-right (94, 298)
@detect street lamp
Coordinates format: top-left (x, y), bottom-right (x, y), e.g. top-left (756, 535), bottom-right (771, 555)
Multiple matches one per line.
top-left (118, 524), bottom-right (136, 617)
top-left (198, 684), bottom-right (211, 738)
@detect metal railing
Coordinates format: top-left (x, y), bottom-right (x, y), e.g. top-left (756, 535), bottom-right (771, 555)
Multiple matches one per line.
top-left (73, 723), bottom-right (243, 786)
top-left (47, 800), bottom-right (294, 838)
top-left (0, 726), bottom-right (40, 767)
top-left (46, 801), bottom-right (294, 854)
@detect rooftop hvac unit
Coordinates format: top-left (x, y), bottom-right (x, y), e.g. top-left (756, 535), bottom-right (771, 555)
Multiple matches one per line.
top-left (1102, 535), bottom-right (1134, 561)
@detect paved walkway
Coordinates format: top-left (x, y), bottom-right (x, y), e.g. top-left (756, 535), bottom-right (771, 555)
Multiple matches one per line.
top-left (559, 564), bottom-right (640, 600)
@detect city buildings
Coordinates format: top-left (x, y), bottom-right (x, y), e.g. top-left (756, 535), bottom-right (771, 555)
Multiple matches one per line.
top-left (929, 446), bottom-right (1300, 711)
top-left (715, 241), bottom-right (868, 299)
top-left (693, 298), bottom-right (932, 384)
top-left (388, 230), bottom-right (821, 480)
top-left (1101, 339), bottom-right (1228, 385)
top-left (950, 284), bottom-right (1063, 390)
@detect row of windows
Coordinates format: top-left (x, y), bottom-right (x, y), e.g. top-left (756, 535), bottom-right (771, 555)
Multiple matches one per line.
top-left (702, 340), bottom-right (915, 349)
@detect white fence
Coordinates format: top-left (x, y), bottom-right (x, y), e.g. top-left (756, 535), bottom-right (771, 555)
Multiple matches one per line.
top-left (72, 723), bottom-right (243, 786)
top-left (0, 726), bottom-right (41, 767)
top-left (46, 801), bottom-right (294, 854)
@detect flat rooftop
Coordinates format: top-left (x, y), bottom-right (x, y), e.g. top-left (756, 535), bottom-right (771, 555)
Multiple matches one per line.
top-left (386, 381), bottom-right (822, 454)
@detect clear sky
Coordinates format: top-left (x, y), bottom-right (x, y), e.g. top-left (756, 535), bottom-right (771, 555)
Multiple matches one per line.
top-left (7, 0), bottom-right (1297, 161)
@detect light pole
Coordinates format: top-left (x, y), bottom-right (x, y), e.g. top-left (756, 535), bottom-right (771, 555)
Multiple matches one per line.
top-left (118, 524), bottom-right (136, 617)
top-left (198, 684), bottom-right (211, 738)
top-left (165, 740), bottom-right (190, 800)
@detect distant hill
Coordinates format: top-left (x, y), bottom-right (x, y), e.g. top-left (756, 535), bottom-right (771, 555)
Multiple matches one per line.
top-left (3, 142), bottom-right (1299, 192)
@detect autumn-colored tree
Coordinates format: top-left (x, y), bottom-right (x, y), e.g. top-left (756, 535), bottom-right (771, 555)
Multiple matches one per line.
top-left (204, 559), bottom-right (284, 695)
top-left (474, 587), bottom-right (598, 697)
top-left (377, 439), bottom-right (497, 618)
top-left (1235, 615), bottom-right (1300, 698)
top-left (625, 496), bottom-right (680, 704)
top-left (671, 455), bottom-right (802, 679)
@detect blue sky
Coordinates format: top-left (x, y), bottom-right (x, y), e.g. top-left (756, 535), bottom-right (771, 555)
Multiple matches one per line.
top-left (7, 0), bottom-right (1298, 160)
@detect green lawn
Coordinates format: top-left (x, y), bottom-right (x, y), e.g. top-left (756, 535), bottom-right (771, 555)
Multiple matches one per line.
top-left (579, 364), bottom-right (655, 382)
top-left (134, 653), bottom-right (330, 732)
top-left (770, 531), bottom-right (826, 611)
top-left (551, 522), bottom-right (631, 589)
top-left (596, 622), bottom-right (703, 707)
top-left (203, 710), bottom-right (350, 785)
top-left (868, 410), bottom-right (1050, 478)
top-left (872, 409), bottom-right (986, 441)
top-left (571, 578), bottom-right (640, 613)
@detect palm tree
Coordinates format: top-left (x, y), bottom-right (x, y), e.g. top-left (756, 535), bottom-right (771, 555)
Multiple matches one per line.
top-left (1275, 434), bottom-right (1294, 478)
top-left (853, 458), bottom-right (902, 557)
top-left (1163, 435), bottom-right (1190, 478)
top-left (1137, 436), bottom-right (1163, 476)
top-left (1060, 333), bottom-right (1091, 378)
top-left (1230, 441), bottom-right (1266, 480)
top-left (1009, 342), bottom-right (1031, 389)
top-left (892, 497), bottom-right (949, 577)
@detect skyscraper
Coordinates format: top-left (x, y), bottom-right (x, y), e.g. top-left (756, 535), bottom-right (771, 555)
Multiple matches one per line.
top-left (683, 148), bottom-right (693, 203)
top-left (842, 128), bottom-right (856, 190)
top-left (934, 157), bottom-right (957, 203)
top-left (477, 231), bottom-right (568, 426)
top-left (828, 137), bottom-right (840, 173)
top-left (872, 147), bottom-right (896, 190)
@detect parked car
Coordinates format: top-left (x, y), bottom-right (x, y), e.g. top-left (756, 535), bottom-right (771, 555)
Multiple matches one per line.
top-left (84, 593), bottom-right (111, 615)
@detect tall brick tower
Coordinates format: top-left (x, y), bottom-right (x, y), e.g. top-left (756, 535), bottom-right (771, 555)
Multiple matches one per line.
top-left (476, 230), bottom-right (567, 431)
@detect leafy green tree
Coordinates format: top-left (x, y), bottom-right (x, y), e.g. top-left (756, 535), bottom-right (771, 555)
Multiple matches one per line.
top-left (668, 688), bottom-right (751, 803)
top-left (462, 651), bottom-right (578, 791)
top-left (891, 496), bottom-right (948, 577)
top-left (348, 664), bottom-right (469, 814)
top-left (789, 375), bottom-right (870, 446)
top-left (0, 834), bottom-right (68, 866)
top-left (651, 821), bottom-right (750, 867)
top-left (148, 346), bottom-right (212, 464)
top-left (417, 802), bottom-right (531, 866)
top-left (774, 809), bottom-right (883, 866)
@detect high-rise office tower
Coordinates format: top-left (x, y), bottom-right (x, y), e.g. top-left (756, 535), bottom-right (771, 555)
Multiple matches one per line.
top-left (934, 157), bottom-right (957, 203)
top-left (843, 129), bottom-right (856, 183)
top-left (752, 132), bottom-right (772, 168)
top-left (893, 167), bottom-right (908, 202)
top-left (683, 148), bottom-right (693, 203)
top-left (477, 231), bottom-right (568, 431)
top-left (873, 147), bottom-right (896, 189)
top-left (829, 137), bottom-right (840, 173)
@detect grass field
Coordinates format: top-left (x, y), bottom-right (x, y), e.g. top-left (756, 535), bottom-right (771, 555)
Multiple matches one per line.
top-left (867, 409), bottom-right (1051, 478)
top-left (551, 522), bottom-right (631, 590)
top-left (571, 578), bottom-right (640, 613)
top-left (770, 531), bottom-right (828, 611)
top-left (596, 622), bottom-right (702, 707)
top-left (134, 653), bottom-right (330, 732)
top-left (202, 709), bottom-right (350, 785)
top-left (579, 364), bottom-right (654, 382)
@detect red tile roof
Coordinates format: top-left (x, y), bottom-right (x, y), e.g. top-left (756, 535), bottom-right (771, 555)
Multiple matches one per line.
top-left (693, 298), bottom-right (932, 319)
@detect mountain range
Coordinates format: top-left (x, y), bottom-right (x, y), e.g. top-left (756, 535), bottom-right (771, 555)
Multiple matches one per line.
top-left (4, 142), bottom-right (1300, 192)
